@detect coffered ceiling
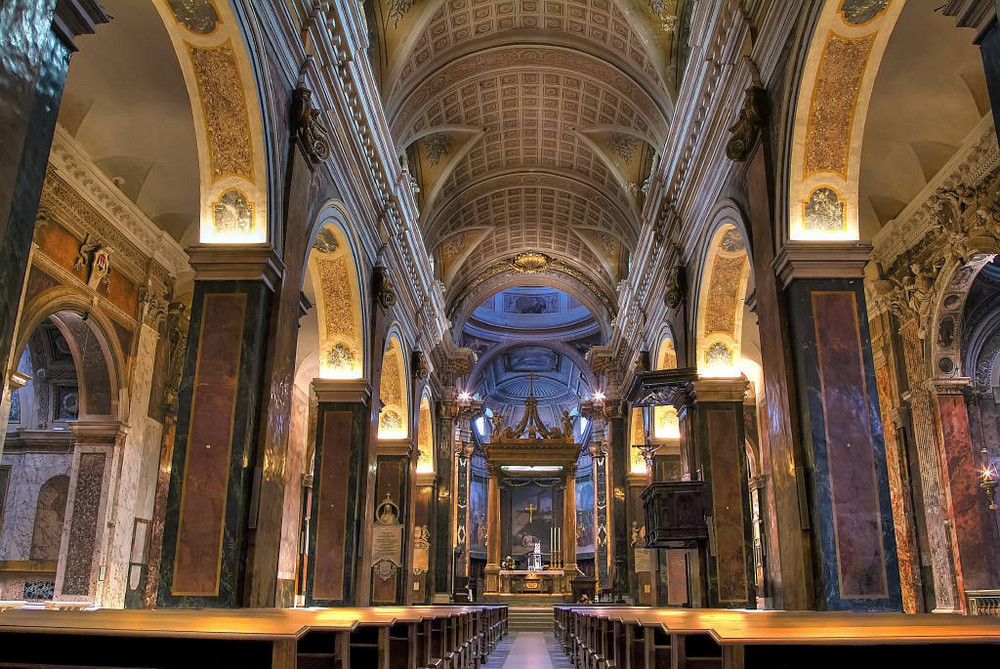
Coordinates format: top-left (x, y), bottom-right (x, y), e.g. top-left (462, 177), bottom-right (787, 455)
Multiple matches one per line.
top-left (367, 0), bottom-right (692, 316)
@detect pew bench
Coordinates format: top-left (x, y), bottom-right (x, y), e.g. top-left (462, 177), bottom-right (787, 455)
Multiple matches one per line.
top-left (555, 605), bottom-right (1000, 669)
top-left (0, 604), bottom-right (507, 669)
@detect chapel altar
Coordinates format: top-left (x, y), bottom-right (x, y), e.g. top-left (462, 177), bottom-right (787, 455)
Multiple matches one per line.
top-left (479, 386), bottom-right (583, 597)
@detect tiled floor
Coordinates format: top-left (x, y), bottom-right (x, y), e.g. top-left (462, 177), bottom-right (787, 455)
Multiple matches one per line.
top-left (484, 632), bottom-right (573, 669)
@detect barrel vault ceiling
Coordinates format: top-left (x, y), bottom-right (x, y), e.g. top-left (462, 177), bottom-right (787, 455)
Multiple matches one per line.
top-left (367, 0), bottom-right (692, 319)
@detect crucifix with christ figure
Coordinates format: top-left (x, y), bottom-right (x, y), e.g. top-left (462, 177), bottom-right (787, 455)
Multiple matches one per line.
top-left (524, 502), bottom-right (537, 523)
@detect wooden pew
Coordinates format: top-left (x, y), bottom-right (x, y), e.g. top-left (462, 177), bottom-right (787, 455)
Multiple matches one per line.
top-left (555, 606), bottom-right (1000, 669)
top-left (0, 604), bottom-right (508, 669)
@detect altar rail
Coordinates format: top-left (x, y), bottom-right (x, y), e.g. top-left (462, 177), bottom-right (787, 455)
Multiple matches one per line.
top-left (968, 590), bottom-right (1000, 616)
top-left (0, 604), bottom-right (507, 668)
top-left (554, 605), bottom-right (1000, 668)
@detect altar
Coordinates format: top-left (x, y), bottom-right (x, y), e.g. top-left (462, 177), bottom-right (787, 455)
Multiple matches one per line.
top-left (500, 569), bottom-right (566, 594)
top-left (480, 385), bottom-right (581, 597)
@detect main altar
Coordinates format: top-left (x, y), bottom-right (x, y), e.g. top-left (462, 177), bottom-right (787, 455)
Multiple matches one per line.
top-left (480, 387), bottom-right (582, 597)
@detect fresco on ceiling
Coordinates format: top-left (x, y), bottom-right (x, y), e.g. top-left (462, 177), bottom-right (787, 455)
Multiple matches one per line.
top-left (503, 293), bottom-right (559, 314)
top-left (461, 335), bottom-right (496, 357)
top-left (505, 346), bottom-right (559, 372)
top-left (567, 295), bottom-right (583, 310)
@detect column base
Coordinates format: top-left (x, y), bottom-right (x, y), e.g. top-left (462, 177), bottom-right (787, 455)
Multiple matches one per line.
top-left (484, 564), bottom-right (501, 594)
top-left (563, 563), bottom-right (578, 596)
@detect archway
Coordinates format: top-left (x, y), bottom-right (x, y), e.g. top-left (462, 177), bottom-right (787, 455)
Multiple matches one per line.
top-left (1, 309), bottom-right (119, 604)
top-left (378, 335), bottom-right (409, 440)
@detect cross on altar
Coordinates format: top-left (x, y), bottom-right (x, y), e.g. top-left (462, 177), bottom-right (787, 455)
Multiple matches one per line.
top-left (524, 503), bottom-right (537, 522)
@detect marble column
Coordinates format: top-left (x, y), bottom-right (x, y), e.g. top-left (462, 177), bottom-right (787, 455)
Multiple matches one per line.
top-left (484, 465), bottom-right (501, 593)
top-left (607, 407), bottom-right (629, 600)
top-left (305, 379), bottom-right (371, 606)
top-left (157, 248), bottom-right (278, 607)
top-left (683, 378), bottom-right (756, 609)
top-left (563, 465), bottom-right (578, 591)
top-left (776, 241), bottom-right (902, 611)
top-left (54, 421), bottom-right (121, 604)
top-left (931, 380), bottom-right (1000, 603)
top-left (744, 144), bottom-right (813, 609)
top-left (432, 410), bottom-right (456, 602)
top-left (0, 2), bottom-right (108, 442)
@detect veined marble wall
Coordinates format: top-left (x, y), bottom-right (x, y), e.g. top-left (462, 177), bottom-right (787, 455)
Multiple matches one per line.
top-left (0, 445), bottom-right (72, 600)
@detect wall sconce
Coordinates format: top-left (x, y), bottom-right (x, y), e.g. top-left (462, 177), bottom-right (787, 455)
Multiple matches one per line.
top-left (980, 447), bottom-right (997, 511)
top-left (982, 464), bottom-right (998, 511)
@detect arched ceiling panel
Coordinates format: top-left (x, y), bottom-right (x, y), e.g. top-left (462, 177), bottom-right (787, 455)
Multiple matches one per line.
top-left (387, 0), bottom-right (673, 111)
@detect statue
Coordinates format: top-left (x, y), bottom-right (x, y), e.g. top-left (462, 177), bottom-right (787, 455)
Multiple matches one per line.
top-left (561, 410), bottom-right (575, 437)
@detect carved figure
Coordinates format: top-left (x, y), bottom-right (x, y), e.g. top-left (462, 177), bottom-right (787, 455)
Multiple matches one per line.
top-left (291, 86), bottom-right (330, 164)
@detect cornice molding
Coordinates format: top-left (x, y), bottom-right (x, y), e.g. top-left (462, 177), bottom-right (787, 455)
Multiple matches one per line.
top-left (773, 240), bottom-right (872, 289)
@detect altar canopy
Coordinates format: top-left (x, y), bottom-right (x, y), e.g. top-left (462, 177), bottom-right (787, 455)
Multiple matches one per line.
top-left (479, 382), bottom-right (585, 596)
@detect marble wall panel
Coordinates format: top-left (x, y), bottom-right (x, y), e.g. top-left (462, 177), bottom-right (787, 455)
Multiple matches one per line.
top-left (372, 456), bottom-right (405, 604)
top-left (412, 484), bottom-right (432, 603)
top-left (0, 451), bottom-right (71, 561)
top-left (813, 292), bottom-right (887, 600)
top-left (277, 387), bottom-right (309, 581)
top-left (170, 294), bottom-right (245, 597)
top-left (158, 281), bottom-right (271, 608)
top-left (311, 409), bottom-right (354, 603)
top-left (58, 448), bottom-right (111, 600)
top-left (704, 408), bottom-right (751, 605)
top-left (101, 324), bottom-right (160, 607)
top-left (934, 394), bottom-right (1000, 592)
top-left (789, 281), bottom-right (901, 611)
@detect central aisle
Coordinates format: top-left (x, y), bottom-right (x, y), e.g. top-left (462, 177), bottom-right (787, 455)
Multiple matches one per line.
top-left (484, 632), bottom-right (573, 669)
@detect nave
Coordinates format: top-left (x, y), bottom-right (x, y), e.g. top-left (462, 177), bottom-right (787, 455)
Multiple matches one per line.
top-left (5, 0), bottom-right (1000, 665)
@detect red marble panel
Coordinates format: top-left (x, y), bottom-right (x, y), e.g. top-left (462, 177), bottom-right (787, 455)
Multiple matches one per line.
top-left (312, 410), bottom-right (353, 601)
top-left (935, 394), bottom-right (996, 591)
top-left (171, 293), bottom-right (246, 596)
top-left (62, 452), bottom-right (106, 596)
top-left (812, 291), bottom-right (887, 599)
top-left (706, 408), bottom-right (748, 603)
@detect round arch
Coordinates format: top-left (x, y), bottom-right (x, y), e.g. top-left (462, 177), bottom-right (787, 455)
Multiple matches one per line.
top-left (467, 339), bottom-right (600, 396)
top-left (786, 0), bottom-right (905, 241)
top-left (12, 292), bottom-right (125, 422)
top-left (415, 391), bottom-right (435, 474)
top-left (303, 202), bottom-right (368, 381)
top-left (378, 330), bottom-right (410, 440)
top-left (693, 212), bottom-right (753, 378)
top-left (450, 273), bottom-right (612, 344)
top-left (150, 0), bottom-right (273, 244)
top-left (929, 252), bottom-right (1000, 382)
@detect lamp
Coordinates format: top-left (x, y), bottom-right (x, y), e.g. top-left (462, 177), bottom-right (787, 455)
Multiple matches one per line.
top-left (980, 448), bottom-right (998, 511)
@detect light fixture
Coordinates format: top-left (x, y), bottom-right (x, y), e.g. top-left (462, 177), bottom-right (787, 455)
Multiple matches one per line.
top-left (593, 390), bottom-right (606, 403)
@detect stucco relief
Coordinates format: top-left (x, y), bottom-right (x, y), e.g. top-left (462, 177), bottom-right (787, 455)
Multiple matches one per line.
top-left (317, 257), bottom-right (356, 340)
top-left (704, 254), bottom-right (745, 336)
top-left (187, 42), bottom-right (254, 180)
top-left (804, 33), bottom-right (875, 179)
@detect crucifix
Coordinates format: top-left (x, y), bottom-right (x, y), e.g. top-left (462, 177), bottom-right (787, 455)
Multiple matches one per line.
top-left (524, 503), bottom-right (537, 523)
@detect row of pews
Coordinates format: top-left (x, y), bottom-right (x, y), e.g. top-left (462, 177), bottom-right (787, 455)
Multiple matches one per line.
top-left (555, 605), bottom-right (1000, 668)
top-left (0, 604), bottom-right (507, 668)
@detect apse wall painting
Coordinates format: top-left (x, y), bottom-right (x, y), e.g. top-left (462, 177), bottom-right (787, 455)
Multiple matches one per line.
top-left (509, 484), bottom-right (555, 557)
top-left (468, 475), bottom-right (488, 555)
top-left (576, 476), bottom-right (595, 554)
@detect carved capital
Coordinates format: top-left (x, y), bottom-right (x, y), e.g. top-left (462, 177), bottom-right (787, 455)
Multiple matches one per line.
top-left (373, 265), bottom-right (397, 310)
top-left (291, 86), bottom-right (330, 165)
